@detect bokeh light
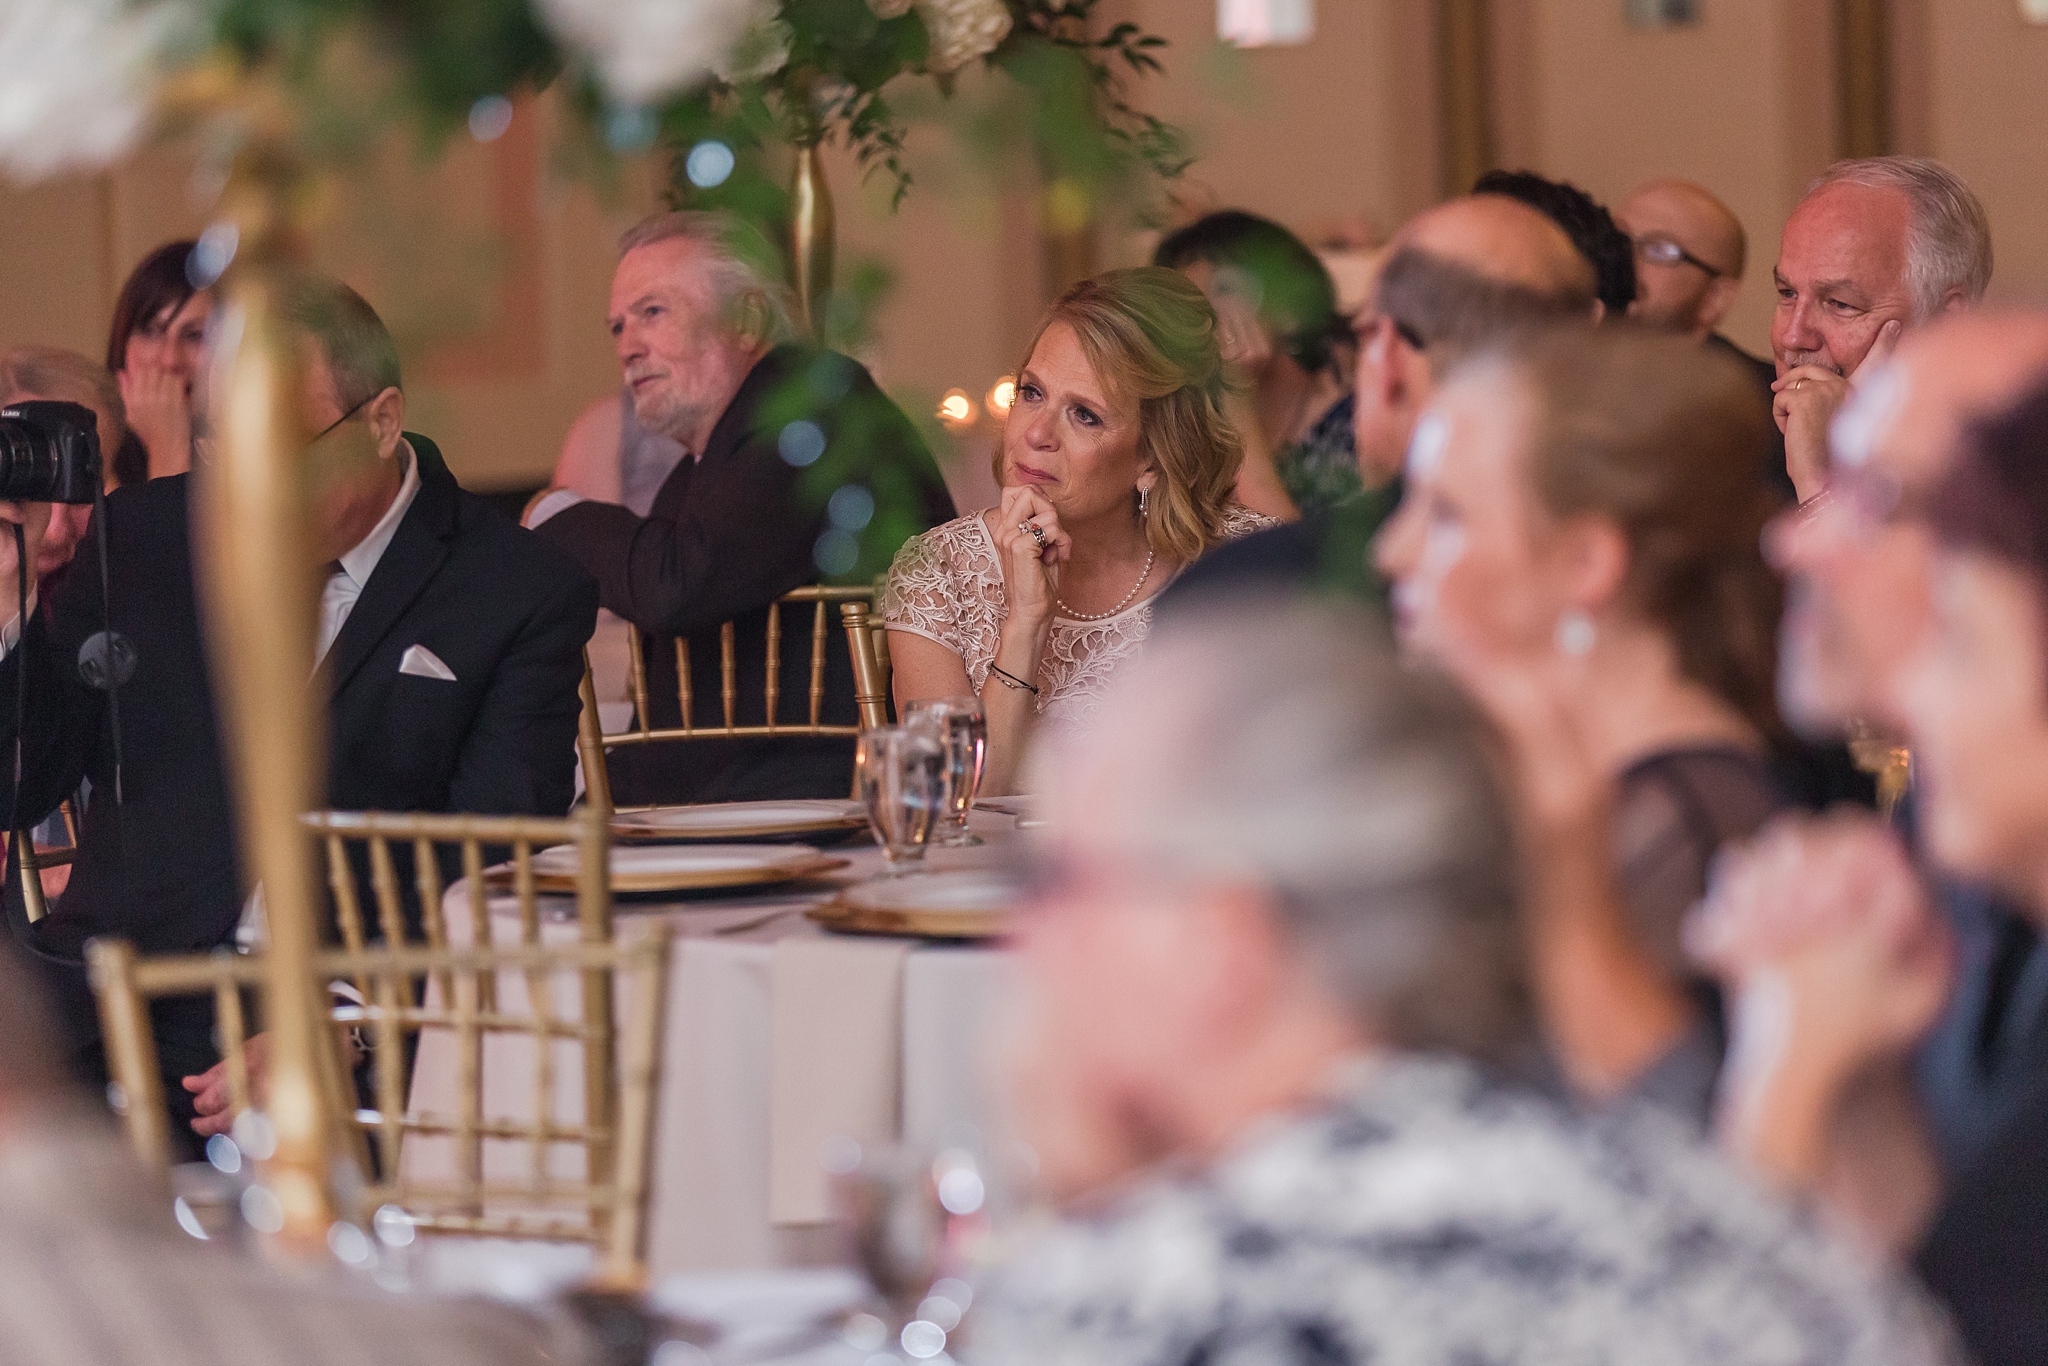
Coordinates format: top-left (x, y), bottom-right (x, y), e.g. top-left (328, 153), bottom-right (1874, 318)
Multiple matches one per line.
top-left (937, 389), bottom-right (976, 426)
top-left (685, 139), bottom-right (736, 188)
top-left (467, 95), bottom-right (514, 143)
top-left (986, 378), bottom-right (1015, 416)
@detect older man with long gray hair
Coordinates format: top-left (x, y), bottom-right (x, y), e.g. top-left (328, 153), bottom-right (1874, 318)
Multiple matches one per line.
top-left (528, 210), bottom-right (955, 804)
top-left (975, 599), bottom-right (1961, 1365)
top-left (1772, 156), bottom-right (1991, 501)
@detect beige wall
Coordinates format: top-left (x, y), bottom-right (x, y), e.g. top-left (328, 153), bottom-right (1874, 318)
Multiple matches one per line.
top-left (1490, 0), bottom-right (1835, 356)
top-left (1916, 0), bottom-right (2048, 309)
top-left (6, 4), bottom-right (2048, 489)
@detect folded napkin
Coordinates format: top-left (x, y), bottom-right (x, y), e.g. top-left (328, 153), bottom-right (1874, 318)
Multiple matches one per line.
top-left (767, 935), bottom-right (913, 1225)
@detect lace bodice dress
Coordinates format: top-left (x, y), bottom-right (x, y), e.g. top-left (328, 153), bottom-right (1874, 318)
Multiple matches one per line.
top-left (880, 505), bottom-right (1274, 742)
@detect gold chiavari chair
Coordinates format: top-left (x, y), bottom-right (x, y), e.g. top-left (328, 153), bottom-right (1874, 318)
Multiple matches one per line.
top-left (580, 585), bottom-right (895, 807)
top-left (87, 806), bottom-right (670, 1281)
top-left (12, 798), bottom-right (79, 924)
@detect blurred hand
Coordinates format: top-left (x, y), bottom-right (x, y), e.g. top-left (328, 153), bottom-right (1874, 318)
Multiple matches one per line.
top-left (1428, 624), bottom-right (1609, 836)
top-left (0, 499), bottom-right (49, 619)
top-left (118, 359), bottom-right (193, 479)
top-left (993, 485), bottom-right (1070, 631)
top-left (1774, 319), bottom-right (1900, 503)
top-left (1690, 810), bottom-right (1954, 1084)
top-left (183, 1032), bottom-right (270, 1139)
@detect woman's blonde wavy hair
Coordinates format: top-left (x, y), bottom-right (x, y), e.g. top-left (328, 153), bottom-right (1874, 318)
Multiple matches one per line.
top-left (998, 267), bottom-right (1243, 563)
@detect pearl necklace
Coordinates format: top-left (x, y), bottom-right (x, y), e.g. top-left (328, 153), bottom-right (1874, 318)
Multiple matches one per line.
top-left (1056, 547), bottom-right (1157, 621)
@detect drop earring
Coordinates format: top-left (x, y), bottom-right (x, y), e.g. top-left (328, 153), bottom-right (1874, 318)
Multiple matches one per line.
top-left (1138, 484), bottom-right (1150, 518)
top-left (1554, 609), bottom-right (1596, 657)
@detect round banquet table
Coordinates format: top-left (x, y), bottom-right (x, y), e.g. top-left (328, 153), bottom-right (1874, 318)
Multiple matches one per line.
top-left (401, 810), bottom-right (1019, 1280)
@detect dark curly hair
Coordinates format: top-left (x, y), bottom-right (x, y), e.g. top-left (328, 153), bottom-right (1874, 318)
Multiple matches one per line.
top-left (1473, 170), bottom-right (1637, 318)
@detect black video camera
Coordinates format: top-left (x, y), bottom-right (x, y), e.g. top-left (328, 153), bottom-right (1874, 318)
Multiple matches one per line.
top-left (0, 400), bottom-right (102, 504)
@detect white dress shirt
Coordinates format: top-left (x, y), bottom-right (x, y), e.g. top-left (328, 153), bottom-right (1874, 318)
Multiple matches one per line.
top-left (317, 440), bottom-right (421, 665)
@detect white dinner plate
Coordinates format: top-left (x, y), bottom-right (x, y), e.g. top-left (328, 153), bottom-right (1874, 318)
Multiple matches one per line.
top-left (492, 843), bottom-right (847, 893)
top-left (610, 799), bottom-right (869, 842)
top-left (810, 868), bottom-right (1018, 938)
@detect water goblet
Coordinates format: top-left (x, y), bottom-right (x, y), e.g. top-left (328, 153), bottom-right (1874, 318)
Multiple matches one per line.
top-left (856, 725), bottom-right (946, 875)
top-left (903, 697), bottom-right (987, 848)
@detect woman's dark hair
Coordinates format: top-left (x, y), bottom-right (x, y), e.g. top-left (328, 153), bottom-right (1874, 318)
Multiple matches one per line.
top-left (1473, 170), bottom-right (1637, 318)
top-left (1153, 210), bottom-right (1347, 374)
top-left (1929, 375), bottom-right (2048, 592)
top-left (1483, 327), bottom-right (1785, 742)
top-left (103, 241), bottom-right (199, 485)
top-left (104, 240), bottom-right (199, 375)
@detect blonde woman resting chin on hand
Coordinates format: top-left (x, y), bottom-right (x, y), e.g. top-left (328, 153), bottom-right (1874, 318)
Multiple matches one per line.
top-left (882, 267), bottom-right (1273, 796)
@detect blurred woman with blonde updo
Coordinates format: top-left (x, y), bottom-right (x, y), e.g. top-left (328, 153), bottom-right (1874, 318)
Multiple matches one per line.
top-left (883, 268), bottom-right (1274, 794)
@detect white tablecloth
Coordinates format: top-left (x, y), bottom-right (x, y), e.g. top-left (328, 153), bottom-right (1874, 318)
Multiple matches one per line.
top-left (403, 814), bottom-right (1018, 1279)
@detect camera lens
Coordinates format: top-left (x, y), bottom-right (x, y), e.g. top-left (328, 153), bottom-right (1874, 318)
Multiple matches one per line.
top-left (0, 420), bottom-right (59, 501)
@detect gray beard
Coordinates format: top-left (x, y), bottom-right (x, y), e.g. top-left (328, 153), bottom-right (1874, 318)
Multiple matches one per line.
top-left (633, 387), bottom-right (711, 447)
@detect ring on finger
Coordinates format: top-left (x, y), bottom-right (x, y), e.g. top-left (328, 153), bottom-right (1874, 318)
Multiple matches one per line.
top-left (1026, 523), bottom-right (1047, 546)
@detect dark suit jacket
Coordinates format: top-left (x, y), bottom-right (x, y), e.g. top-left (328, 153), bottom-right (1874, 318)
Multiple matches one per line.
top-left (536, 345), bottom-right (954, 804)
top-left (2, 436), bottom-right (597, 1090)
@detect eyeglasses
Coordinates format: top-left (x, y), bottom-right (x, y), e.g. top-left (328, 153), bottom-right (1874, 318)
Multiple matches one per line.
top-left (1633, 235), bottom-right (1724, 278)
top-left (306, 394), bottom-right (373, 447)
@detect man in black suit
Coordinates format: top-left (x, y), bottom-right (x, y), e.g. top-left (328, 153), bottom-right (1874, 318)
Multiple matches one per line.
top-left (527, 211), bottom-right (954, 805)
top-left (0, 274), bottom-right (597, 1141)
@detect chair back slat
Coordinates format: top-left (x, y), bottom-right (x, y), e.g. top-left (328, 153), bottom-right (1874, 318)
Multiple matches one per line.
top-left (369, 837), bottom-right (409, 951)
top-left (88, 939), bottom-right (173, 1170)
top-left (626, 624), bottom-right (653, 737)
top-left (13, 798), bottom-right (82, 925)
top-left (718, 621), bottom-right (738, 729)
top-left (807, 597), bottom-right (829, 726)
top-left (764, 601), bottom-right (782, 728)
top-left (576, 651), bottom-right (614, 818)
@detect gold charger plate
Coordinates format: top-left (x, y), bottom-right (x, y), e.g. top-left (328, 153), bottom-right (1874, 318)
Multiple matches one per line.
top-left (611, 799), bottom-right (871, 843)
top-left (808, 869), bottom-right (1017, 939)
top-left (486, 843), bottom-right (850, 895)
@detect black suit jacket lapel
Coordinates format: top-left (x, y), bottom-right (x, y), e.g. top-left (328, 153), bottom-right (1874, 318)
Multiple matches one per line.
top-left (317, 434), bottom-right (459, 698)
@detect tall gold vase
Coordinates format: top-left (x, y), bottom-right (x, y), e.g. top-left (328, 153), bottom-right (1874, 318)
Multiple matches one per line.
top-left (195, 154), bottom-right (344, 1249)
top-left (789, 140), bottom-right (834, 341)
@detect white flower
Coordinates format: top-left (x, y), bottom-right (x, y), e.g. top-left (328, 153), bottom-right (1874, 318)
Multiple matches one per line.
top-left (714, 14), bottom-right (794, 84)
top-left (0, 0), bottom-right (188, 182)
top-left (867, 0), bottom-right (916, 17)
top-left (918, 0), bottom-right (1013, 72)
top-left (537, 0), bottom-right (762, 104)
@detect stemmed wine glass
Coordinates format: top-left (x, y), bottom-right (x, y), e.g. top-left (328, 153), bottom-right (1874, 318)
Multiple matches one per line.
top-left (903, 697), bottom-right (987, 848)
top-left (856, 725), bottom-right (946, 875)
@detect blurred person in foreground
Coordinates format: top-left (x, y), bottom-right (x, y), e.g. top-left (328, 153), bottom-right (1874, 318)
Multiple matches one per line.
top-left (526, 210), bottom-right (954, 805)
top-left (0, 945), bottom-right (587, 1366)
top-left (974, 598), bottom-right (1958, 1366)
top-left (1373, 327), bottom-right (1790, 1119)
top-left (1691, 313), bottom-right (2048, 1366)
top-left (883, 268), bottom-right (1271, 796)
top-left (0, 348), bottom-right (128, 594)
top-left (103, 240), bottom-right (212, 485)
top-left (1160, 193), bottom-right (1597, 608)
top-left (1770, 156), bottom-right (1990, 502)
top-left (1154, 210), bottom-right (1356, 519)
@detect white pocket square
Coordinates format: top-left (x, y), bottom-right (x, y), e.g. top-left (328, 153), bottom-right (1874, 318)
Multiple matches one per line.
top-left (398, 645), bottom-right (457, 681)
